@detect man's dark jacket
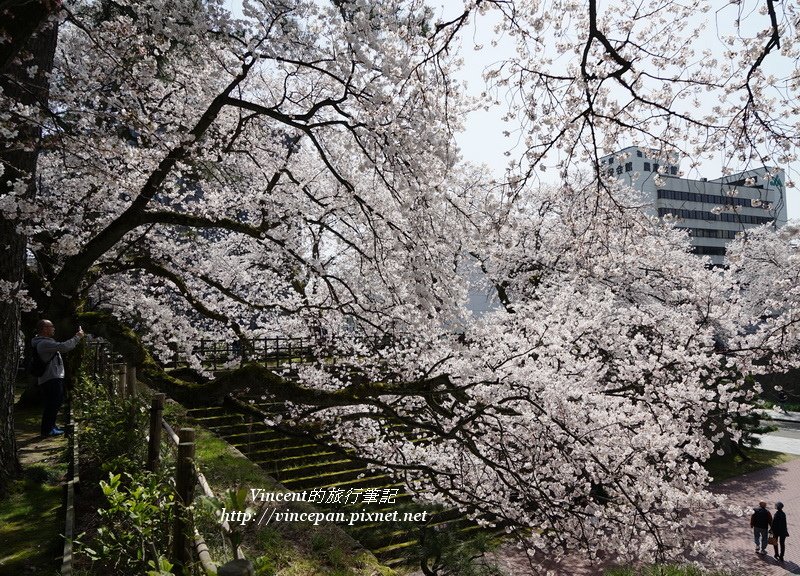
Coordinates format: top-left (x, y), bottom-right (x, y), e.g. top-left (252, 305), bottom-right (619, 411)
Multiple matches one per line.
top-left (751, 507), bottom-right (772, 529)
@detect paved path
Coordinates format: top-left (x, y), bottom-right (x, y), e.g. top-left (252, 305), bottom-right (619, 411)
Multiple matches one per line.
top-left (757, 417), bottom-right (800, 456)
top-left (703, 456), bottom-right (800, 576)
top-left (487, 456), bottom-right (800, 576)
top-left (760, 409), bottom-right (800, 426)
top-left (412, 414), bottom-right (800, 576)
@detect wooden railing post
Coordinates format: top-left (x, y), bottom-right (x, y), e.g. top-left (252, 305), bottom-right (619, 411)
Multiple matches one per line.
top-left (125, 364), bottom-right (136, 397)
top-left (147, 394), bottom-right (165, 472)
top-left (173, 428), bottom-right (196, 574)
top-left (116, 364), bottom-right (126, 397)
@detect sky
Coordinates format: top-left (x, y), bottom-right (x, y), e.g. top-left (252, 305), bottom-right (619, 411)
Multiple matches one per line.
top-left (431, 0), bottom-right (800, 221)
top-left (223, 0), bottom-right (799, 221)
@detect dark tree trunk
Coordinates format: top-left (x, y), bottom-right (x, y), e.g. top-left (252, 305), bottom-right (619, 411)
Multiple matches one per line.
top-left (0, 1), bottom-right (60, 71)
top-left (0, 22), bottom-right (58, 497)
top-left (0, 300), bottom-right (23, 496)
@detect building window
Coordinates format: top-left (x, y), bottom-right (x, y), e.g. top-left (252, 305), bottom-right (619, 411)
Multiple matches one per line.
top-left (680, 228), bottom-right (740, 240)
top-left (616, 165), bottom-right (623, 174)
top-left (644, 162), bottom-right (651, 171)
top-left (658, 188), bottom-right (769, 210)
top-left (625, 162), bottom-right (633, 172)
top-left (692, 246), bottom-right (727, 256)
top-left (653, 163), bottom-right (660, 173)
top-left (658, 206), bottom-right (773, 225)
top-left (637, 150), bottom-right (643, 157)
top-left (670, 166), bottom-right (678, 175)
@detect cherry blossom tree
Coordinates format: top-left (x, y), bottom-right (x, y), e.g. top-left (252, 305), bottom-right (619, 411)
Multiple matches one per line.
top-left (8, 0), bottom-right (463, 347)
top-left (0, 7), bottom-right (59, 494)
top-left (435, 0), bottom-right (799, 191)
top-left (0, 0), bottom-right (465, 493)
top-left (725, 223), bottom-right (800, 372)
top-left (285, 179), bottom-right (761, 568)
top-left (0, 0), bottom-right (798, 569)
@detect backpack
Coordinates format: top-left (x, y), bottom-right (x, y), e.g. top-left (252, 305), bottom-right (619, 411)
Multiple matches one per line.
top-left (26, 342), bottom-right (52, 377)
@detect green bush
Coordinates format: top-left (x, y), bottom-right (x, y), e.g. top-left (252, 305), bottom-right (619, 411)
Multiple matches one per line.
top-left (78, 471), bottom-right (175, 575)
top-left (196, 487), bottom-right (254, 559)
top-left (75, 376), bottom-right (149, 475)
top-left (73, 374), bottom-right (177, 575)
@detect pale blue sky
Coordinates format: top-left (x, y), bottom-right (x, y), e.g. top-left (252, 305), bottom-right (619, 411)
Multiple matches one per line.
top-left (223, 0), bottom-right (798, 220)
top-left (432, 0), bottom-right (799, 221)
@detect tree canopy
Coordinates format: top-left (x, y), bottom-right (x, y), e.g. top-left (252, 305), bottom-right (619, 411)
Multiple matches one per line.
top-left (1, 0), bottom-right (799, 569)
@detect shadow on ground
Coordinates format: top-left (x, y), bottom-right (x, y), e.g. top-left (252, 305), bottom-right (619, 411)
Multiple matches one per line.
top-left (0, 388), bottom-right (68, 576)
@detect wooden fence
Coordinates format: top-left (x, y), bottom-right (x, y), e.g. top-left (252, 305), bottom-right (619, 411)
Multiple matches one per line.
top-left (83, 339), bottom-right (118, 383)
top-left (62, 360), bottom-right (253, 576)
top-left (171, 333), bottom-right (399, 370)
top-left (186, 336), bottom-right (314, 370)
top-left (147, 393), bottom-right (250, 575)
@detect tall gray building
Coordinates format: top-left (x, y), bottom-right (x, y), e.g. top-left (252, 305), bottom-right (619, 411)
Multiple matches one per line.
top-left (601, 146), bottom-right (788, 265)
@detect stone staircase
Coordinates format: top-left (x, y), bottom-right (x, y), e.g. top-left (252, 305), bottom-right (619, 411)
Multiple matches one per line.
top-left (186, 398), bottom-right (497, 569)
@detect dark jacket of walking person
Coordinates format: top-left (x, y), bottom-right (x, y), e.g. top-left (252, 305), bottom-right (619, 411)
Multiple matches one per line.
top-left (751, 501), bottom-right (773, 554)
top-left (32, 319), bottom-right (84, 437)
top-left (777, 390), bottom-right (788, 413)
top-left (772, 502), bottom-right (789, 562)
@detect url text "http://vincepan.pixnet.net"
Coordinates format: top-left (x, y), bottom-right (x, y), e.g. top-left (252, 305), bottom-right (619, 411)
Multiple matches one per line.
top-left (217, 487), bottom-right (430, 527)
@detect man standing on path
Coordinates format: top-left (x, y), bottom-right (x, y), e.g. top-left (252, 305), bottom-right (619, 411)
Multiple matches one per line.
top-left (751, 501), bottom-right (773, 555)
top-left (32, 319), bottom-right (84, 437)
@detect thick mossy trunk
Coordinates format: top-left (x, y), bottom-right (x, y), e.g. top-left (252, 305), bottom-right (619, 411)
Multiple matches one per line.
top-left (0, 301), bottom-right (23, 496)
top-left (0, 21), bottom-right (58, 497)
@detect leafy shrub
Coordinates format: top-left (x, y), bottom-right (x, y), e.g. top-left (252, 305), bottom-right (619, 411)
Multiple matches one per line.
top-left (196, 487), bottom-right (255, 561)
top-left (75, 375), bottom-right (149, 475)
top-left (146, 556), bottom-right (176, 576)
top-left (78, 471), bottom-right (175, 575)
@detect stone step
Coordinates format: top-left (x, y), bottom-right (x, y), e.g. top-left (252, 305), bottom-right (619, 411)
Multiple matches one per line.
top-left (251, 449), bottom-right (341, 469)
top-left (276, 458), bottom-right (364, 480)
top-left (239, 441), bottom-right (325, 460)
top-left (275, 467), bottom-right (385, 491)
top-left (282, 472), bottom-right (395, 492)
top-left (189, 397), bottom-right (500, 571)
top-left (186, 406), bottom-right (227, 419)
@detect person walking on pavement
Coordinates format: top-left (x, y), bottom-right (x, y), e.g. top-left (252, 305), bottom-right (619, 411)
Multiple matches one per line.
top-left (777, 389), bottom-right (789, 414)
top-left (32, 319), bottom-right (84, 437)
top-left (772, 502), bottom-right (789, 562)
top-left (751, 501), bottom-right (773, 555)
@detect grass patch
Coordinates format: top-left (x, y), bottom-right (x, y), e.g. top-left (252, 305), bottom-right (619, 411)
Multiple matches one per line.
top-left (761, 400), bottom-right (800, 412)
top-left (186, 411), bottom-right (395, 576)
top-left (0, 468), bottom-right (64, 574)
top-left (704, 447), bottom-right (796, 483)
top-left (0, 391), bottom-right (68, 575)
